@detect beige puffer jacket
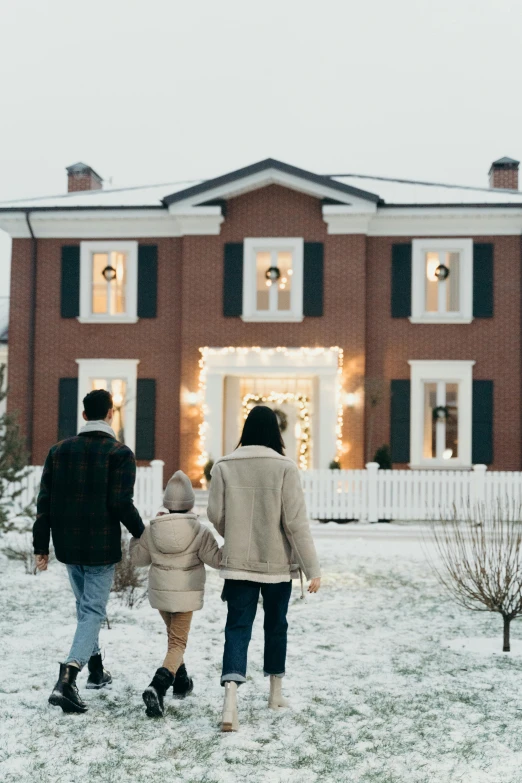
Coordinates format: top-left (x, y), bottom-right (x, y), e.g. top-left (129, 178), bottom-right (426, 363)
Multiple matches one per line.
top-left (207, 446), bottom-right (320, 580)
top-left (130, 512), bottom-right (222, 613)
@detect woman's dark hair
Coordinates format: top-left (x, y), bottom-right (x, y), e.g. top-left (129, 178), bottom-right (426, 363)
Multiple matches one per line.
top-left (237, 405), bottom-right (285, 455)
top-left (83, 389), bottom-right (113, 421)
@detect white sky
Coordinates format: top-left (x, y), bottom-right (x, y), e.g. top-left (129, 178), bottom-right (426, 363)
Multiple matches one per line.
top-left (0, 0), bottom-right (521, 307)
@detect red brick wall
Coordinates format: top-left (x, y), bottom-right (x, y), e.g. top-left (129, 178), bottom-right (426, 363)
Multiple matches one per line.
top-left (365, 235), bottom-right (522, 470)
top-left (489, 168), bottom-right (519, 190)
top-left (8, 236), bottom-right (183, 477)
top-left (179, 185), bottom-right (367, 479)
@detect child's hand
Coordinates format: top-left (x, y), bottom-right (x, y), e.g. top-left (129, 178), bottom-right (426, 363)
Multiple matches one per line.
top-left (308, 578), bottom-right (321, 593)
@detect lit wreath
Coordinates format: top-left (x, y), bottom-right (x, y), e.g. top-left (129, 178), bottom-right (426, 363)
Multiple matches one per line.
top-left (432, 405), bottom-right (450, 422)
top-left (242, 392), bottom-right (311, 469)
top-left (272, 408), bottom-right (288, 433)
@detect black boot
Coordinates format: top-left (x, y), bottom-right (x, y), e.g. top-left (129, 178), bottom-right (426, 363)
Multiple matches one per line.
top-left (86, 653), bottom-right (112, 690)
top-left (48, 663), bottom-right (87, 714)
top-left (142, 667), bottom-right (174, 717)
top-left (173, 664), bottom-right (194, 698)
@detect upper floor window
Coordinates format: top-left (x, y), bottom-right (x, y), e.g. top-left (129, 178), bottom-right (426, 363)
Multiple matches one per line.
top-left (411, 239), bottom-right (473, 324)
top-left (242, 238), bottom-right (304, 322)
top-left (79, 241), bottom-right (138, 323)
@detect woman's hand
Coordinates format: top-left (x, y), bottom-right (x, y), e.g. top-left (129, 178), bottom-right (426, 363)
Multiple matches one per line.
top-left (308, 577), bottom-right (321, 593)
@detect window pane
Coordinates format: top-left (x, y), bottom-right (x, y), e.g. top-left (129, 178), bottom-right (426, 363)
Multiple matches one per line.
top-left (256, 251), bottom-right (271, 311)
top-left (423, 382), bottom-right (437, 458)
top-left (91, 378), bottom-right (108, 391)
top-left (445, 252), bottom-right (460, 313)
top-left (276, 251), bottom-right (293, 312)
top-left (425, 252), bottom-right (439, 312)
top-left (111, 378), bottom-right (126, 443)
top-left (445, 383), bottom-right (458, 459)
top-left (92, 253), bottom-right (108, 314)
top-left (110, 252), bottom-right (127, 315)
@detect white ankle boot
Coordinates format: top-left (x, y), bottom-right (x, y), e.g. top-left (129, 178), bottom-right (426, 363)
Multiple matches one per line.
top-left (268, 675), bottom-right (289, 709)
top-left (221, 681), bottom-right (239, 731)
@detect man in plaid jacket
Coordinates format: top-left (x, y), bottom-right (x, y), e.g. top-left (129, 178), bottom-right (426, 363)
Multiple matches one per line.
top-left (33, 388), bottom-right (145, 713)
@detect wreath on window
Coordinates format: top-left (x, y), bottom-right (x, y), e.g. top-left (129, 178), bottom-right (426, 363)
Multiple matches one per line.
top-left (432, 405), bottom-right (450, 422)
top-left (273, 408), bottom-right (288, 433)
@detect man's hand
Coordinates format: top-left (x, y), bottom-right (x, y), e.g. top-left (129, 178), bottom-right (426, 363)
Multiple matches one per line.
top-left (35, 555), bottom-right (49, 572)
top-left (308, 577), bottom-right (321, 593)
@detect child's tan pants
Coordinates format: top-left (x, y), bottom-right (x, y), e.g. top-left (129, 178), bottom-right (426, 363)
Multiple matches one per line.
top-left (158, 610), bottom-right (193, 675)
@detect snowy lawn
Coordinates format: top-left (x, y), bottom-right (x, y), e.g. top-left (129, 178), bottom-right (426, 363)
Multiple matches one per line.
top-left (3, 523), bottom-right (522, 783)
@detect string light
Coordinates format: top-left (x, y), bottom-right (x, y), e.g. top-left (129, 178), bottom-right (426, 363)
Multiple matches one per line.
top-left (197, 346), bottom-right (344, 482)
top-left (242, 392), bottom-right (311, 470)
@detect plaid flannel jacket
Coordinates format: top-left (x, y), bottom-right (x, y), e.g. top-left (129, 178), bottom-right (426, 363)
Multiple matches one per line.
top-left (33, 431), bottom-right (145, 565)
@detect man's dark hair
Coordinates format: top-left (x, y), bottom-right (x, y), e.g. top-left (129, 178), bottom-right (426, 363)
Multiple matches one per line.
top-left (237, 405), bottom-right (285, 455)
top-left (83, 389), bottom-right (113, 421)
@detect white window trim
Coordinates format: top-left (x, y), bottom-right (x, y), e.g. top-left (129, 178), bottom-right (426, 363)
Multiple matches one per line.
top-left (409, 360), bottom-right (475, 469)
top-left (410, 238), bottom-right (473, 324)
top-left (242, 237), bottom-right (304, 323)
top-left (76, 359), bottom-right (140, 452)
top-left (79, 240), bottom-right (138, 323)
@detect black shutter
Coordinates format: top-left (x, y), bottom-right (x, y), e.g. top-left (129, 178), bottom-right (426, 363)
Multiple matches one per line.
top-left (58, 378), bottom-right (78, 441)
top-left (472, 380), bottom-right (493, 464)
top-left (223, 243), bottom-right (243, 317)
top-left (391, 244), bottom-right (412, 318)
top-left (61, 246), bottom-right (80, 318)
top-left (303, 242), bottom-right (324, 317)
top-left (390, 380), bottom-right (410, 463)
top-left (137, 245), bottom-right (158, 318)
top-left (473, 243), bottom-right (494, 318)
top-left (135, 379), bottom-right (156, 460)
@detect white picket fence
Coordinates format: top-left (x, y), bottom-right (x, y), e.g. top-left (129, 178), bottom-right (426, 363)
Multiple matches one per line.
top-left (301, 463), bottom-right (522, 522)
top-left (8, 460), bottom-right (165, 521)
top-left (10, 460), bottom-right (522, 525)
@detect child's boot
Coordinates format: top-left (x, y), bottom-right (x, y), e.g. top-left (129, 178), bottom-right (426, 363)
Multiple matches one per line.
top-left (221, 681), bottom-right (239, 732)
top-left (173, 663), bottom-right (194, 698)
top-left (268, 675), bottom-right (289, 709)
top-left (142, 667), bottom-right (174, 717)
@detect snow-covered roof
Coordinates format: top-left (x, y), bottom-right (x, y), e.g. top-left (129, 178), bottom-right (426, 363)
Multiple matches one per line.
top-left (1, 162), bottom-right (522, 210)
top-left (331, 174), bottom-right (522, 206)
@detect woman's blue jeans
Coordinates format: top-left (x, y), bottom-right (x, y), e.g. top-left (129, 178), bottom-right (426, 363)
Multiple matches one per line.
top-left (221, 579), bottom-right (292, 685)
top-left (64, 564), bottom-right (115, 669)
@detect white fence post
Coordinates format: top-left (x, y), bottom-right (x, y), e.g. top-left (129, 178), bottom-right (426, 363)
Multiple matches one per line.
top-left (472, 464), bottom-right (487, 516)
top-left (366, 462), bottom-right (379, 523)
top-left (150, 460), bottom-right (165, 513)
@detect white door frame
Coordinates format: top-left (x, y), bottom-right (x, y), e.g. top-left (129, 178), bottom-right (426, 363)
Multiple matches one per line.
top-left (199, 347), bottom-right (342, 468)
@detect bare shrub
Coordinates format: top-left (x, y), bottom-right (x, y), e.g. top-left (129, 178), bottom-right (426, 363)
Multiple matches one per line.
top-left (4, 533), bottom-right (39, 574)
top-left (428, 502), bottom-right (522, 651)
top-left (111, 538), bottom-right (147, 608)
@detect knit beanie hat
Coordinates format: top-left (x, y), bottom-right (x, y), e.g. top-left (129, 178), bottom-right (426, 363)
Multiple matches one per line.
top-left (163, 470), bottom-right (195, 512)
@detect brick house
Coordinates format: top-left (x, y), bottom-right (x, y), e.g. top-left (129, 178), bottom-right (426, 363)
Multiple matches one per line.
top-left (1, 156), bottom-right (522, 481)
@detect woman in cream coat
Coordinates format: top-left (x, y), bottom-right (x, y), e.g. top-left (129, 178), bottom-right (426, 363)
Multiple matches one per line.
top-left (207, 405), bottom-right (321, 732)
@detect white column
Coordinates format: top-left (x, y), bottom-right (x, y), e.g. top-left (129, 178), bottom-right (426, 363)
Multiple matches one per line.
top-left (205, 372), bottom-right (225, 461)
top-left (317, 373), bottom-right (338, 468)
top-left (150, 460), bottom-right (165, 512)
top-left (366, 461), bottom-right (380, 523)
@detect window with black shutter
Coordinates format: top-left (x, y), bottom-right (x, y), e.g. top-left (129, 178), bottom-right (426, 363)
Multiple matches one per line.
top-left (472, 380), bottom-right (494, 464)
top-left (473, 243), bottom-right (494, 318)
top-left (303, 242), bottom-right (324, 317)
top-left (58, 378), bottom-right (78, 440)
top-left (223, 243), bottom-right (243, 317)
top-left (391, 244), bottom-right (412, 318)
top-left (137, 245), bottom-right (158, 318)
top-left (135, 379), bottom-right (156, 461)
top-left (61, 246), bottom-right (80, 318)
top-left (390, 380), bottom-right (410, 463)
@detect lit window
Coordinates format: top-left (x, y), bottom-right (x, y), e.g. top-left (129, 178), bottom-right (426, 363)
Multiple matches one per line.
top-left (79, 241), bottom-right (138, 323)
top-left (411, 239), bottom-right (472, 324)
top-left (243, 238), bottom-right (303, 322)
top-left (76, 359), bottom-right (139, 452)
top-left (91, 377), bottom-right (127, 443)
top-left (409, 360), bottom-right (474, 468)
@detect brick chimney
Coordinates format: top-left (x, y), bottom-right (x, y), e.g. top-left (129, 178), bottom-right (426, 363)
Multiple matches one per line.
top-left (66, 162), bottom-right (103, 192)
top-left (488, 157), bottom-right (519, 190)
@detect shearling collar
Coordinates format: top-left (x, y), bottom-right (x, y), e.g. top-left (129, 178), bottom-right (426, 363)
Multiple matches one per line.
top-left (216, 445), bottom-right (291, 463)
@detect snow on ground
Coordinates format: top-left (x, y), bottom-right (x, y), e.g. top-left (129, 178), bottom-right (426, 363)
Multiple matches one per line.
top-left (2, 523), bottom-right (522, 783)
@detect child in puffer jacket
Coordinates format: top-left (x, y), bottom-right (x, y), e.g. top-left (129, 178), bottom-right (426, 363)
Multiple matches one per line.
top-left (130, 470), bottom-right (222, 717)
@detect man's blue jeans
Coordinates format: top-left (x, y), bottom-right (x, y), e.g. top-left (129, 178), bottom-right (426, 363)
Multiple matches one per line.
top-left (221, 580), bottom-right (292, 685)
top-left (64, 564), bottom-right (115, 669)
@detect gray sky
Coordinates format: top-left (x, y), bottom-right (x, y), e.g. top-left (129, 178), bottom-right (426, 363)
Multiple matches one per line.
top-left (0, 0), bottom-right (521, 305)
